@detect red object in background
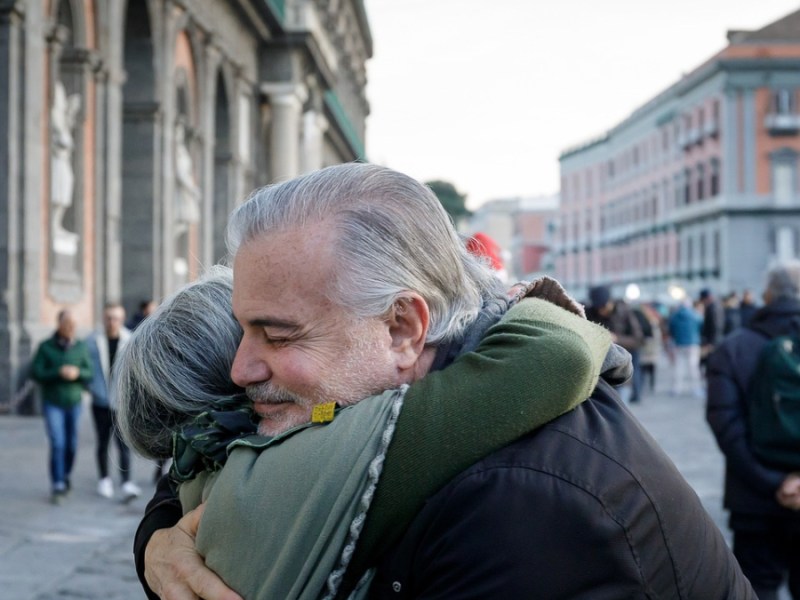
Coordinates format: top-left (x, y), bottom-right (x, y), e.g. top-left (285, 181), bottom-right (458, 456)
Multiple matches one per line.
top-left (466, 232), bottom-right (504, 271)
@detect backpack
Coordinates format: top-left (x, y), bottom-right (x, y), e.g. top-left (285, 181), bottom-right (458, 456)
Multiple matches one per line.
top-left (747, 322), bottom-right (800, 470)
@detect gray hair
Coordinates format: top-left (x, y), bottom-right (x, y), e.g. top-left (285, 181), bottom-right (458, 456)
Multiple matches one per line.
top-left (226, 163), bottom-right (501, 345)
top-left (766, 260), bottom-right (800, 302)
top-left (114, 265), bottom-right (245, 459)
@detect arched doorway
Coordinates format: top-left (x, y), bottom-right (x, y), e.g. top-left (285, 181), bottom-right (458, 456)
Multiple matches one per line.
top-left (120, 0), bottom-right (159, 315)
top-left (213, 71), bottom-right (232, 264)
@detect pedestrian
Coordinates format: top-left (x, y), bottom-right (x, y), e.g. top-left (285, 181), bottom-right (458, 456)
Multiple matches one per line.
top-left (586, 284), bottom-right (645, 402)
top-left (637, 303), bottom-right (663, 393)
top-left (30, 309), bottom-right (93, 503)
top-left (740, 288), bottom-right (759, 328)
top-left (707, 260), bottom-right (800, 600)
top-left (125, 299), bottom-right (156, 331)
top-left (667, 298), bottom-right (704, 397)
top-left (85, 303), bottom-right (141, 501)
top-left (699, 287), bottom-right (726, 364)
top-left (131, 163), bottom-right (753, 599)
top-left (723, 291), bottom-right (742, 335)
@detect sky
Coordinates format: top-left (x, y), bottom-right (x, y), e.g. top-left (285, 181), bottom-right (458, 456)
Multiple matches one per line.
top-left (363, 0), bottom-right (800, 209)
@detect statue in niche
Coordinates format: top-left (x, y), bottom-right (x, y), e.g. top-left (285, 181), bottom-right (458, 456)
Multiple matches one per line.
top-left (174, 120), bottom-right (201, 233)
top-left (50, 81), bottom-right (81, 256)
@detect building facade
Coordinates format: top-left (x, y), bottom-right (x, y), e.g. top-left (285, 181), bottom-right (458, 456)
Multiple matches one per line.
top-left (0, 0), bottom-right (372, 410)
top-left (466, 194), bottom-right (558, 282)
top-left (555, 8), bottom-right (800, 304)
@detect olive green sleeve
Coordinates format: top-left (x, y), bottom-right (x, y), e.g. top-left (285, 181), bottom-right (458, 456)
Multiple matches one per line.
top-left (351, 297), bottom-right (611, 571)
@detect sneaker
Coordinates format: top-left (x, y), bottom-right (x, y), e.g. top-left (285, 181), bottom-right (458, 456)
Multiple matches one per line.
top-left (121, 481), bottom-right (141, 503)
top-left (97, 477), bottom-right (114, 499)
top-left (51, 482), bottom-right (67, 505)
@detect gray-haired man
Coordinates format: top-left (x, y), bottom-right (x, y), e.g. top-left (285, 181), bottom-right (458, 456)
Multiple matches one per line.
top-left (134, 164), bottom-right (753, 599)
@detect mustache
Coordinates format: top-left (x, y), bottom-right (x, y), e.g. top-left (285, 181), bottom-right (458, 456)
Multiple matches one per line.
top-left (246, 382), bottom-right (306, 405)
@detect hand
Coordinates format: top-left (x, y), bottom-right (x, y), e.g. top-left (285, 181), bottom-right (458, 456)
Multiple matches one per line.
top-left (59, 365), bottom-right (79, 381)
top-left (776, 473), bottom-right (800, 510)
top-left (144, 504), bottom-right (242, 600)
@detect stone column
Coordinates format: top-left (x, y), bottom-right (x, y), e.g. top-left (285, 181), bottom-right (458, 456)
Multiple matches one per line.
top-left (260, 82), bottom-right (307, 182)
top-left (0, 0), bottom-right (24, 409)
top-left (300, 109), bottom-right (328, 174)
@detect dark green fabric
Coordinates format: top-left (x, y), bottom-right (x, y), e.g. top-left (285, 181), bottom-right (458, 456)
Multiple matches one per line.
top-left (348, 297), bottom-right (610, 577)
top-left (30, 336), bottom-right (93, 408)
top-left (171, 407), bottom-right (258, 482)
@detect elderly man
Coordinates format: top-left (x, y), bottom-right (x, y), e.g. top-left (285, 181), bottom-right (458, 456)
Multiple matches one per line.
top-left (134, 164), bottom-right (753, 599)
top-left (31, 309), bottom-right (93, 503)
top-left (707, 261), bottom-right (800, 600)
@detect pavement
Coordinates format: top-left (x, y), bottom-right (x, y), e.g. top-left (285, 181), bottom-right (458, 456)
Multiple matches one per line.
top-left (0, 399), bottom-right (158, 600)
top-left (0, 364), bottom-right (786, 599)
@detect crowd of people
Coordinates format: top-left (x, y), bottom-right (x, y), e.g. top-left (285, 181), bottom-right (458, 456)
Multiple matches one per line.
top-left (582, 285), bottom-right (765, 403)
top-left (26, 162), bottom-right (800, 598)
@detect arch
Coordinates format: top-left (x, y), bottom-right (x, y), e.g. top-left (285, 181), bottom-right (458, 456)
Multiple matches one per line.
top-left (53, 0), bottom-right (87, 48)
top-left (212, 69), bottom-right (232, 263)
top-left (120, 0), bottom-right (160, 316)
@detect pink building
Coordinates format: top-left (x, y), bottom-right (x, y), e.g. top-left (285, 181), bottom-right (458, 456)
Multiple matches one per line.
top-left (556, 8), bottom-right (800, 302)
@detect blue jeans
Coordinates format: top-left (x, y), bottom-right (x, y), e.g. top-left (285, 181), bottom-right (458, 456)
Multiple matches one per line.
top-left (43, 402), bottom-right (82, 489)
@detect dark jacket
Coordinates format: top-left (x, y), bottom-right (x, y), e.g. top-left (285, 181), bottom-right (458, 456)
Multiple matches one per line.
top-left (701, 299), bottom-right (726, 346)
top-left (367, 379), bottom-right (753, 599)
top-left (585, 300), bottom-right (644, 353)
top-left (30, 334), bottom-right (93, 408)
top-left (706, 298), bottom-right (800, 530)
top-left (739, 301), bottom-right (758, 329)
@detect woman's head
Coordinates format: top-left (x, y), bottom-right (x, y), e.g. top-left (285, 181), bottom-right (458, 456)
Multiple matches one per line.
top-left (115, 265), bottom-right (245, 459)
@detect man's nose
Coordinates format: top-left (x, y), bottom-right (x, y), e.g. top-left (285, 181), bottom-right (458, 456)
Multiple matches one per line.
top-left (231, 337), bottom-right (271, 388)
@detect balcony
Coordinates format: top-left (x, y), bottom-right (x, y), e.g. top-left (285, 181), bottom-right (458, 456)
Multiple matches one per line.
top-left (765, 113), bottom-right (800, 134)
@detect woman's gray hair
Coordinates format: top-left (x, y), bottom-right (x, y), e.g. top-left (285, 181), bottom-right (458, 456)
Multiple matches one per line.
top-left (226, 163), bottom-right (501, 345)
top-left (114, 265), bottom-right (245, 459)
top-left (766, 259), bottom-right (800, 302)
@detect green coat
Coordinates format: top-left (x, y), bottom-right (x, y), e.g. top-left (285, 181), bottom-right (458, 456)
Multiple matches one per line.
top-left (31, 335), bottom-right (93, 408)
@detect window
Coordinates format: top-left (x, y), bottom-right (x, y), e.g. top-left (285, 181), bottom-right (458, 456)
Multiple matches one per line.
top-left (772, 149), bottom-right (798, 206)
top-left (684, 169), bottom-right (692, 204)
top-left (773, 89), bottom-right (796, 115)
top-left (710, 159), bottom-right (720, 197)
top-left (697, 164), bottom-right (705, 201)
top-left (776, 226), bottom-right (796, 260)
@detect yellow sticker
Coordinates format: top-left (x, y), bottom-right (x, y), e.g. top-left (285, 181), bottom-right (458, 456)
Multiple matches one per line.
top-left (311, 402), bottom-right (336, 423)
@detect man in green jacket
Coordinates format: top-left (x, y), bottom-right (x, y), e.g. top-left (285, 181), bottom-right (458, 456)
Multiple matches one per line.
top-left (31, 309), bottom-right (93, 503)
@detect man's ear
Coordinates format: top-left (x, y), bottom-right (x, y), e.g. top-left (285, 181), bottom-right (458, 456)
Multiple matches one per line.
top-left (387, 293), bottom-right (430, 371)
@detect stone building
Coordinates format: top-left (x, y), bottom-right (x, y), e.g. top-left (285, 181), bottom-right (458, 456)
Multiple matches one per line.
top-left (0, 0), bottom-right (372, 410)
top-left (556, 8), bottom-right (800, 303)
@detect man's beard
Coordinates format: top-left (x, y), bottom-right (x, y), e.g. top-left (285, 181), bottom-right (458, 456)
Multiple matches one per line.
top-left (246, 323), bottom-right (398, 436)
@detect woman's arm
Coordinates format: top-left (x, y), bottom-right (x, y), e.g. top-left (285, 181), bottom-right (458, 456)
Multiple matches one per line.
top-left (351, 297), bottom-right (610, 573)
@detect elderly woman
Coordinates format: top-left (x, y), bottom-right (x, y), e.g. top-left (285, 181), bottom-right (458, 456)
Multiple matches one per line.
top-left (116, 265), bottom-right (618, 599)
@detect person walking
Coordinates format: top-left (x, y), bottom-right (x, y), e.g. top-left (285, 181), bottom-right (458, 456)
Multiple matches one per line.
top-left (667, 299), bottom-right (704, 397)
top-left (30, 309), bottom-right (93, 503)
top-left (707, 260), bottom-right (800, 600)
top-left (740, 289), bottom-right (759, 328)
top-left (585, 285), bottom-right (645, 402)
top-left (85, 303), bottom-right (141, 501)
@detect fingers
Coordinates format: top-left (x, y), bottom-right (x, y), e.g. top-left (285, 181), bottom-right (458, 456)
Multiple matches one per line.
top-left (144, 505), bottom-right (242, 600)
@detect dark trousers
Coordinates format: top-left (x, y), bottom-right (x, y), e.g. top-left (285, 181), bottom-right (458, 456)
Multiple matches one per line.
top-left (91, 405), bottom-right (131, 482)
top-left (629, 350), bottom-right (642, 403)
top-left (734, 529), bottom-right (800, 599)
